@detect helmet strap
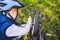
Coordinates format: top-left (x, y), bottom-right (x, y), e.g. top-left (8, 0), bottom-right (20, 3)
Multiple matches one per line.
top-left (8, 13), bottom-right (14, 20)
top-left (2, 11), bottom-right (15, 20)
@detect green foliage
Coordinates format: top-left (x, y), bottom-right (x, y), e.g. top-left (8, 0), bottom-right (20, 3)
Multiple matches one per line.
top-left (16, 0), bottom-right (60, 40)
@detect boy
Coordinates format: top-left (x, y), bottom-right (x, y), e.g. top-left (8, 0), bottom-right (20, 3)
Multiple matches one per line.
top-left (0, 0), bottom-right (32, 40)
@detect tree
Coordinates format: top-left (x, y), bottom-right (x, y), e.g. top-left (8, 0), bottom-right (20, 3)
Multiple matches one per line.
top-left (17, 0), bottom-right (60, 40)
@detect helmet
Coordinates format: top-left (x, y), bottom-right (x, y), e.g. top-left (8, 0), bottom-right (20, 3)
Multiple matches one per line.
top-left (0, 0), bottom-right (24, 11)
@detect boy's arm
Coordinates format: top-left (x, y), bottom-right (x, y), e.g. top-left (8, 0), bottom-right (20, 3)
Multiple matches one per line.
top-left (5, 17), bottom-right (32, 37)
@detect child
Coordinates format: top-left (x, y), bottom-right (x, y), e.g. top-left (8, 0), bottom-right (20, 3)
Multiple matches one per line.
top-left (0, 0), bottom-right (32, 40)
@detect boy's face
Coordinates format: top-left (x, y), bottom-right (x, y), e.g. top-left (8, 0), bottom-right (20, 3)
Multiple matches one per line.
top-left (7, 8), bottom-right (18, 20)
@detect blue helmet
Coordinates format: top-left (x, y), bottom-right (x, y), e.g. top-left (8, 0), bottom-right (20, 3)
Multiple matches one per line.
top-left (0, 0), bottom-right (24, 11)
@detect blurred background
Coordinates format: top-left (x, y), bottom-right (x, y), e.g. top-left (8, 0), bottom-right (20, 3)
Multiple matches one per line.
top-left (16, 0), bottom-right (60, 40)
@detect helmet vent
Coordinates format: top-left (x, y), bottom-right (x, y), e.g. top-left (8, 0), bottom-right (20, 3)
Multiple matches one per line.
top-left (0, 0), bottom-right (4, 1)
top-left (0, 3), bottom-right (7, 7)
